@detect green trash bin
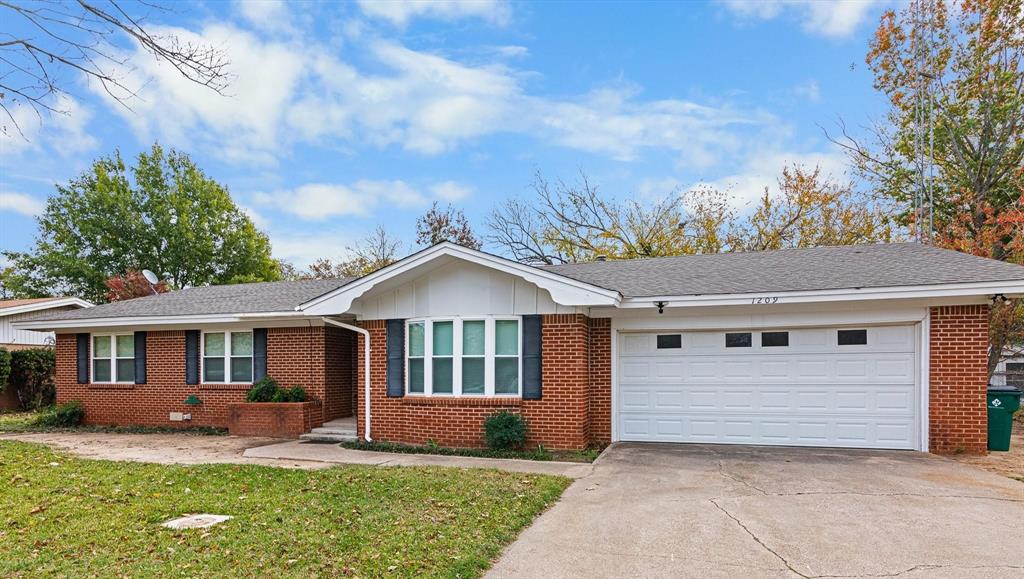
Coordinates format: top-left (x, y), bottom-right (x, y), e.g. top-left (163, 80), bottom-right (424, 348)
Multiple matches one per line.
top-left (987, 385), bottom-right (1021, 452)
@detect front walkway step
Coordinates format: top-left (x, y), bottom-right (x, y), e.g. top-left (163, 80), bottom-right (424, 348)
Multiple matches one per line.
top-left (300, 432), bottom-right (358, 443)
top-left (310, 427), bottom-right (357, 436)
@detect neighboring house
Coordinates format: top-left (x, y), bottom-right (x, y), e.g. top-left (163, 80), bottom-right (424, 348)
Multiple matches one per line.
top-left (0, 297), bottom-right (93, 350)
top-left (15, 242), bottom-right (1024, 454)
top-left (991, 352), bottom-right (1024, 390)
top-left (1, 297), bottom-right (92, 410)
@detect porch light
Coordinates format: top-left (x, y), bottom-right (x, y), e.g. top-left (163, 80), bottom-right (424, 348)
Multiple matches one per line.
top-left (654, 301), bottom-right (667, 314)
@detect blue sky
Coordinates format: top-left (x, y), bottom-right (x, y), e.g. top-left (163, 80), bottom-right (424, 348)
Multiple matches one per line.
top-left (0, 0), bottom-right (893, 268)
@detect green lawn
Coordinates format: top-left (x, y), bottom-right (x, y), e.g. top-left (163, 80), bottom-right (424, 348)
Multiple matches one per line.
top-left (0, 410), bottom-right (225, 435)
top-left (0, 441), bottom-right (570, 577)
top-left (0, 411), bottom-right (36, 432)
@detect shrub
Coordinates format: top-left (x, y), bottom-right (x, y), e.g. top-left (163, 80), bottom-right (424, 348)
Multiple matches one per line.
top-left (287, 386), bottom-right (307, 402)
top-left (245, 376), bottom-right (280, 402)
top-left (10, 348), bottom-right (56, 410)
top-left (34, 400), bottom-right (85, 427)
top-left (0, 347), bottom-right (10, 393)
top-left (484, 411), bottom-right (528, 450)
top-left (245, 377), bottom-right (308, 403)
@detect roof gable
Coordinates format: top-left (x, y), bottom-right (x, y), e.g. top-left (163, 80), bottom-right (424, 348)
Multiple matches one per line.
top-left (297, 243), bottom-right (621, 315)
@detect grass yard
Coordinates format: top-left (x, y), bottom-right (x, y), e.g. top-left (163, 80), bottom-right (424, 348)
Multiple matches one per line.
top-left (0, 411), bottom-right (36, 432)
top-left (0, 410), bottom-right (224, 435)
top-left (0, 441), bottom-right (570, 577)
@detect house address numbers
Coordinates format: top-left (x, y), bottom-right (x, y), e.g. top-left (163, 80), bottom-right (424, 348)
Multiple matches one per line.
top-left (750, 297), bottom-right (781, 305)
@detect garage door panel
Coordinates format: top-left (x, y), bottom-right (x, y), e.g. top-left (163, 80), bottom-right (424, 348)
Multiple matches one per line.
top-left (617, 325), bottom-right (920, 450)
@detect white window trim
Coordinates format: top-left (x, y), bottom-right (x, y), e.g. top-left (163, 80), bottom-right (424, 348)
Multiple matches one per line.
top-left (91, 333), bottom-right (135, 384)
top-left (406, 316), bottom-right (522, 397)
top-left (201, 330), bottom-right (255, 384)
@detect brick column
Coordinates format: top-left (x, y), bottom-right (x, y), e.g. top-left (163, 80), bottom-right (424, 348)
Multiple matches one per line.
top-left (521, 314), bottom-right (591, 449)
top-left (929, 305), bottom-right (989, 454)
top-left (589, 317), bottom-right (612, 445)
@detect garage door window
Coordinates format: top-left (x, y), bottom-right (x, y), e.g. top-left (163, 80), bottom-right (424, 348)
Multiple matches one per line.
top-left (407, 318), bottom-right (521, 397)
top-left (761, 331), bottom-right (789, 347)
top-left (725, 332), bottom-right (752, 348)
top-left (838, 329), bottom-right (868, 346)
top-left (656, 334), bottom-right (682, 349)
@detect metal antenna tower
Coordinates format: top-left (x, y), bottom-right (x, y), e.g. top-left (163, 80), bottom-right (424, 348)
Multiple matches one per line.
top-left (911, 0), bottom-right (937, 243)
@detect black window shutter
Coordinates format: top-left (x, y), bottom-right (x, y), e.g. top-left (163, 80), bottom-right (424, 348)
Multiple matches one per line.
top-left (522, 315), bottom-right (543, 400)
top-left (253, 328), bottom-right (268, 382)
top-left (185, 330), bottom-right (200, 385)
top-left (134, 331), bottom-right (147, 384)
top-left (386, 319), bottom-right (405, 397)
top-left (76, 333), bottom-right (89, 384)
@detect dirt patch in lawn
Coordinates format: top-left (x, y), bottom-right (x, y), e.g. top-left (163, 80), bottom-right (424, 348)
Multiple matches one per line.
top-left (952, 419), bottom-right (1024, 483)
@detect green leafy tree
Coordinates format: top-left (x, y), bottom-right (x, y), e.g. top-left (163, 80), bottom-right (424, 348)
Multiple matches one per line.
top-left (3, 143), bottom-right (280, 302)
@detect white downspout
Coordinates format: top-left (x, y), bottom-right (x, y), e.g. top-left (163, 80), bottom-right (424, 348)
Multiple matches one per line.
top-left (322, 318), bottom-right (372, 442)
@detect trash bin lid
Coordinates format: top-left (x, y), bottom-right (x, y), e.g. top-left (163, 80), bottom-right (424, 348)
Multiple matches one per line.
top-left (988, 384), bottom-right (1023, 395)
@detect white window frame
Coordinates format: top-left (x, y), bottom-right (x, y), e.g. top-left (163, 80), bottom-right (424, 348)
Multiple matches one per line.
top-left (406, 316), bottom-right (522, 397)
top-left (201, 330), bottom-right (255, 384)
top-left (91, 333), bottom-right (135, 384)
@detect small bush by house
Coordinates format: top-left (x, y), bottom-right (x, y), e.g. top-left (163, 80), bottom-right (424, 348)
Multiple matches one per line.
top-left (0, 347), bottom-right (11, 393)
top-left (10, 348), bottom-right (56, 410)
top-left (484, 411), bottom-right (528, 450)
top-left (34, 400), bottom-right (85, 427)
top-left (245, 376), bottom-right (307, 403)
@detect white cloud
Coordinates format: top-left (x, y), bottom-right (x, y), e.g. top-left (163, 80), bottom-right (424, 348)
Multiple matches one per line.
top-left (720, 0), bottom-right (879, 38)
top-left (235, 0), bottom-right (295, 34)
top-left (431, 181), bottom-right (473, 202)
top-left (0, 95), bottom-right (97, 158)
top-left (689, 148), bottom-right (850, 208)
top-left (270, 230), bottom-right (359, 266)
top-left (88, 22), bottom-right (787, 172)
top-left (254, 180), bottom-right (426, 220)
top-left (357, 0), bottom-right (512, 27)
top-left (0, 192), bottom-right (46, 216)
top-left (793, 79), bottom-right (821, 103)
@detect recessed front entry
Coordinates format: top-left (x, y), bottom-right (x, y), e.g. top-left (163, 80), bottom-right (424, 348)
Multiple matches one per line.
top-left (616, 325), bottom-right (920, 450)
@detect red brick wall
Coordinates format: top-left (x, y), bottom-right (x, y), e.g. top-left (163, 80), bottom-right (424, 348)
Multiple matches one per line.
top-left (54, 326), bottom-right (357, 429)
top-left (226, 402), bottom-right (323, 438)
top-left (589, 317), bottom-right (612, 445)
top-left (356, 314), bottom-right (609, 450)
top-left (929, 305), bottom-right (990, 455)
top-left (324, 326), bottom-right (357, 421)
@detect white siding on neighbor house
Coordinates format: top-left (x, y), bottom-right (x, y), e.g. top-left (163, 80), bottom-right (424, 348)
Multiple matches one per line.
top-left (350, 260), bottom-right (581, 319)
top-left (0, 312), bottom-right (56, 347)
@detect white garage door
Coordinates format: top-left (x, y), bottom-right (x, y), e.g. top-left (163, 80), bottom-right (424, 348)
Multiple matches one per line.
top-left (616, 325), bottom-right (920, 449)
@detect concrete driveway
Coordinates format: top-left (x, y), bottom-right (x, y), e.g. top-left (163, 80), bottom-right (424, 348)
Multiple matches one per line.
top-left (488, 443), bottom-right (1024, 578)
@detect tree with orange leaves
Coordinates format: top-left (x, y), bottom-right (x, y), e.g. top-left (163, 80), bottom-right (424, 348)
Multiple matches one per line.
top-left (104, 270), bottom-right (169, 302)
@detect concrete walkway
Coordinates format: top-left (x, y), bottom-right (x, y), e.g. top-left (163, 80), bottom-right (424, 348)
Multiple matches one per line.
top-left (243, 439), bottom-right (593, 478)
top-left (487, 443), bottom-right (1024, 578)
top-left (0, 431), bottom-right (592, 477)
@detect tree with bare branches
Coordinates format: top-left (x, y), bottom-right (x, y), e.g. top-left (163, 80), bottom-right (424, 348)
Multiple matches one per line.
top-left (291, 227), bottom-right (404, 280)
top-left (416, 202), bottom-right (481, 250)
top-left (0, 0), bottom-right (231, 137)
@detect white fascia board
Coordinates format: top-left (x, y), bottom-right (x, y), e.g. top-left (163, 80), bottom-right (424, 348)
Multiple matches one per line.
top-left (298, 242), bottom-right (621, 315)
top-left (618, 280), bottom-right (1024, 309)
top-left (12, 311), bottom-right (309, 331)
top-left (0, 297), bottom-right (94, 318)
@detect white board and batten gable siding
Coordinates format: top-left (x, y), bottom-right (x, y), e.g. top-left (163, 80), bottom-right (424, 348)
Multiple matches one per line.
top-left (349, 261), bottom-right (583, 320)
top-left (0, 310), bottom-right (62, 347)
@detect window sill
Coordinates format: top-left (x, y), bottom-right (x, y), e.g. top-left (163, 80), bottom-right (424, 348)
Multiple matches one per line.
top-left (401, 396), bottom-right (521, 407)
top-left (199, 383), bottom-right (252, 391)
top-left (88, 383), bottom-right (135, 390)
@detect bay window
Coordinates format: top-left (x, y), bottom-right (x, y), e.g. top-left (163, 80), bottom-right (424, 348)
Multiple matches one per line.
top-left (92, 334), bottom-right (134, 383)
top-left (203, 331), bottom-right (254, 383)
top-left (407, 317), bottom-right (521, 396)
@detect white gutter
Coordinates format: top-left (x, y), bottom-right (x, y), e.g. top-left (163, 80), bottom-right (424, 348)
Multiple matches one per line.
top-left (322, 318), bottom-right (372, 442)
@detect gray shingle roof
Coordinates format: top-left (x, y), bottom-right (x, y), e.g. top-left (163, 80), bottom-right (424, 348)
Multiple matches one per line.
top-left (541, 242), bottom-right (1024, 297)
top-left (25, 243), bottom-right (1024, 323)
top-left (28, 278), bottom-right (353, 321)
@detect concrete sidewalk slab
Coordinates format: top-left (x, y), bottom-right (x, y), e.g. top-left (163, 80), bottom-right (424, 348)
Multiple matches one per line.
top-left (242, 440), bottom-right (594, 478)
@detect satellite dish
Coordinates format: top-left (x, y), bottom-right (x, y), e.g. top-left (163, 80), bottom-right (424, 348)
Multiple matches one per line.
top-left (141, 269), bottom-right (160, 285)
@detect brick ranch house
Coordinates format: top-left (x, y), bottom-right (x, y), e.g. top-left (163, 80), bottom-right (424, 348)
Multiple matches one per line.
top-left (16, 242), bottom-right (1024, 454)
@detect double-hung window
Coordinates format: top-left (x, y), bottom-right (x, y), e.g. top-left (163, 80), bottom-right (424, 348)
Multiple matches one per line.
top-left (92, 334), bottom-right (134, 383)
top-left (202, 331), bottom-right (254, 383)
top-left (407, 317), bottom-right (520, 396)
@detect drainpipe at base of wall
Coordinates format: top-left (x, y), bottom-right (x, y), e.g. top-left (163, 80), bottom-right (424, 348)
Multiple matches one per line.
top-left (322, 318), bottom-right (372, 442)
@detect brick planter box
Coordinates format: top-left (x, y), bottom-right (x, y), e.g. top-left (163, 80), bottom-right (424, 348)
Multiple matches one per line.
top-left (226, 401), bottom-right (323, 438)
